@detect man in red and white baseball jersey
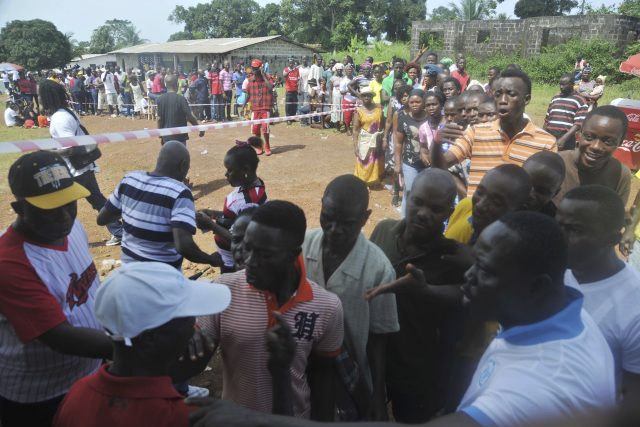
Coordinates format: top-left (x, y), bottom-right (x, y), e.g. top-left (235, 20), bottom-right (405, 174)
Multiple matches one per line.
top-left (0, 151), bottom-right (113, 427)
top-left (199, 200), bottom-right (344, 419)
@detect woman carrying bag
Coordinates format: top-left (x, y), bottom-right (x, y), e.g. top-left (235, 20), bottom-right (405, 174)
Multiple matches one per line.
top-left (39, 79), bottom-right (123, 246)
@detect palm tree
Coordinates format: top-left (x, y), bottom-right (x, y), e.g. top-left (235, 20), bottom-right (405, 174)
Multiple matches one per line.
top-left (449, 0), bottom-right (493, 20)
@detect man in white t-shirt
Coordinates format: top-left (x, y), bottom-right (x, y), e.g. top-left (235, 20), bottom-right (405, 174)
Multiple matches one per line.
top-left (188, 211), bottom-right (616, 427)
top-left (297, 56), bottom-right (311, 125)
top-left (558, 184), bottom-right (640, 400)
top-left (101, 67), bottom-right (119, 116)
top-left (4, 102), bottom-right (22, 127)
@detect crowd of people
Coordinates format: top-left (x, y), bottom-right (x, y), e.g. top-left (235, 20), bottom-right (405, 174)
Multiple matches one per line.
top-left (1, 45), bottom-right (640, 427)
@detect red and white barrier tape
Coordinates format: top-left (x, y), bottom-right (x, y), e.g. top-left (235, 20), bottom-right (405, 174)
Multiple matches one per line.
top-left (0, 108), bottom-right (355, 154)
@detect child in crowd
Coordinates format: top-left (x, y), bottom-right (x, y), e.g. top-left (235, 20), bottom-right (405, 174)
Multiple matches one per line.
top-left (22, 109), bottom-right (38, 128)
top-left (229, 207), bottom-right (257, 271)
top-left (418, 91), bottom-right (445, 165)
top-left (586, 75), bottom-right (606, 111)
top-left (196, 140), bottom-right (267, 273)
top-left (3, 101), bottom-right (23, 127)
top-left (37, 112), bottom-right (49, 128)
top-left (443, 96), bottom-right (458, 125)
top-left (477, 97), bottom-right (497, 123)
top-left (384, 83), bottom-right (412, 207)
top-left (310, 77), bottom-right (331, 128)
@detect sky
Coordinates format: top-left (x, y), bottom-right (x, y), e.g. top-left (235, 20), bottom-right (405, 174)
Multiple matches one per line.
top-left (0, 0), bottom-right (620, 44)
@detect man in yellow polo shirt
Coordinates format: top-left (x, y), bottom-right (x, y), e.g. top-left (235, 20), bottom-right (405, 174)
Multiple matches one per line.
top-left (445, 165), bottom-right (531, 245)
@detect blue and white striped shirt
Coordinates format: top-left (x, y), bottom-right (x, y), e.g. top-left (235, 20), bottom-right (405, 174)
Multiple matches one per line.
top-left (105, 171), bottom-right (196, 268)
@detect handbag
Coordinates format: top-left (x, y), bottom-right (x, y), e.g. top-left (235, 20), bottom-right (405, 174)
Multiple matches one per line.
top-left (62, 108), bottom-right (102, 170)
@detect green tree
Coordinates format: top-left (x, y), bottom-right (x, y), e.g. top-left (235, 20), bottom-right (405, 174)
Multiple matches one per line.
top-left (430, 5), bottom-right (460, 21)
top-left (169, 0), bottom-right (261, 38)
top-left (89, 19), bottom-right (147, 53)
top-left (280, 0), bottom-right (369, 50)
top-left (583, 2), bottom-right (617, 14)
top-left (448, 0), bottom-right (498, 20)
top-left (0, 19), bottom-right (72, 69)
top-left (66, 32), bottom-right (90, 58)
top-left (619, 0), bottom-right (640, 17)
top-left (366, 0), bottom-right (427, 41)
top-left (513, 0), bottom-right (578, 18)
top-left (167, 31), bottom-right (207, 42)
top-left (246, 3), bottom-right (282, 36)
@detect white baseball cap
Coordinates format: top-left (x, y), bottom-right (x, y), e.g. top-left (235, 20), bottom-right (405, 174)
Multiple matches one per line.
top-left (95, 262), bottom-right (231, 345)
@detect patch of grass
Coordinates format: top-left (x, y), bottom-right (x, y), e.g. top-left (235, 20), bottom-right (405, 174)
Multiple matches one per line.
top-left (526, 82), bottom-right (639, 126)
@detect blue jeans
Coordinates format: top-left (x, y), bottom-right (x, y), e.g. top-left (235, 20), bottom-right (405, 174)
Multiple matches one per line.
top-left (401, 163), bottom-right (423, 218)
top-left (122, 92), bottom-right (133, 116)
top-left (297, 92), bottom-right (310, 125)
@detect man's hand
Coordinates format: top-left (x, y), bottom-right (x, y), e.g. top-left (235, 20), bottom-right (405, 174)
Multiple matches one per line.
top-left (196, 211), bottom-right (215, 231)
top-left (364, 263), bottom-right (428, 301)
top-left (435, 123), bottom-right (464, 145)
top-left (169, 328), bottom-right (216, 383)
top-left (266, 312), bottom-right (295, 375)
top-left (208, 252), bottom-right (224, 268)
top-left (620, 229), bottom-right (636, 258)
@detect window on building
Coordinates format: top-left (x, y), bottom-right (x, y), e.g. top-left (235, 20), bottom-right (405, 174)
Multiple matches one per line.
top-left (477, 30), bottom-right (490, 44)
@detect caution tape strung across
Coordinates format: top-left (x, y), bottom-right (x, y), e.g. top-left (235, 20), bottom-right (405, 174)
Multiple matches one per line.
top-left (0, 108), bottom-right (354, 155)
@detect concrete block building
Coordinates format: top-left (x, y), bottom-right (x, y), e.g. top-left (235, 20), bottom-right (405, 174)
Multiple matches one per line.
top-left (110, 35), bottom-right (319, 73)
top-left (411, 14), bottom-right (640, 59)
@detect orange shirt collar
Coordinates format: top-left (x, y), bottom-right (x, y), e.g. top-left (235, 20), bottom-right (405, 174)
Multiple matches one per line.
top-left (252, 256), bottom-right (314, 327)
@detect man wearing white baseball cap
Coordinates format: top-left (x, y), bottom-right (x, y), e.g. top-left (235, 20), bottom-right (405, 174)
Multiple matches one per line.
top-left (53, 261), bottom-right (231, 427)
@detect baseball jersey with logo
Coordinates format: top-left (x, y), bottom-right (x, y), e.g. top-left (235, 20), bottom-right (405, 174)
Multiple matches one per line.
top-left (0, 221), bottom-right (102, 403)
top-left (458, 288), bottom-right (615, 427)
top-left (198, 258), bottom-right (344, 418)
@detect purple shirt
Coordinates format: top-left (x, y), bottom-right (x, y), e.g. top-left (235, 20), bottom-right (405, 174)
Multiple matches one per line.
top-left (220, 69), bottom-right (233, 92)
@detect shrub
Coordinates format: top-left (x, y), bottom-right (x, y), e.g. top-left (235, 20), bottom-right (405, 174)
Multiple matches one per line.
top-left (466, 38), bottom-right (633, 84)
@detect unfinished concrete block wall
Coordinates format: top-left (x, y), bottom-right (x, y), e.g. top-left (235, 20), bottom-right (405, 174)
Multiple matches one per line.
top-left (411, 14), bottom-right (640, 59)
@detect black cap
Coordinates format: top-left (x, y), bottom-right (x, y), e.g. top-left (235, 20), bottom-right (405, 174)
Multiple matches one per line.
top-left (8, 150), bottom-right (89, 209)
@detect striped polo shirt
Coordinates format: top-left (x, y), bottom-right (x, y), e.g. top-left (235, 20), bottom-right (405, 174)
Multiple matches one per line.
top-left (0, 221), bottom-right (102, 403)
top-left (448, 119), bottom-right (557, 196)
top-left (198, 258), bottom-right (344, 418)
top-left (105, 171), bottom-right (196, 268)
top-left (543, 93), bottom-right (588, 137)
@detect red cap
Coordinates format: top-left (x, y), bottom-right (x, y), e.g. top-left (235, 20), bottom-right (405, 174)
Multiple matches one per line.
top-left (250, 59), bottom-right (262, 68)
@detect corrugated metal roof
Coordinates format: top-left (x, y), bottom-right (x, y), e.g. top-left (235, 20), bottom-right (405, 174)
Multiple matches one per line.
top-left (110, 36), bottom-right (289, 54)
top-left (70, 53), bottom-right (114, 61)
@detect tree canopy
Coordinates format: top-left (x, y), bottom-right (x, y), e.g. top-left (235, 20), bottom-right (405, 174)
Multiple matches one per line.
top-left (618, 0), bottom-right (640, 17)
top-left (89, 19), bottom-right (147, 54)
top-left (168, 0), bottom-right (426, 49)
top-left (169, 0), bottom-right (262, 38)
top-left (0, 19), bottom-right (72, 70)
top-left (513, 0), bottom-right (578, 18)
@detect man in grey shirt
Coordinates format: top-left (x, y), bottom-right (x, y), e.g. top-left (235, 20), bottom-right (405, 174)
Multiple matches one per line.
top-left (301, 174), bottom-right (399, 421)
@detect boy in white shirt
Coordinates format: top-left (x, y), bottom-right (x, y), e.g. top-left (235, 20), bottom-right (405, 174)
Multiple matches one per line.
top-left (558, 184), bottom-right (640, 400)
